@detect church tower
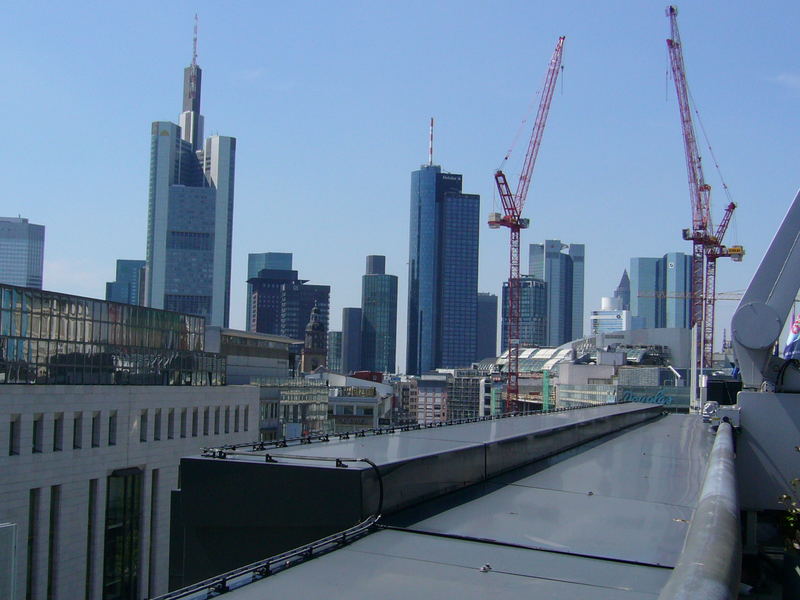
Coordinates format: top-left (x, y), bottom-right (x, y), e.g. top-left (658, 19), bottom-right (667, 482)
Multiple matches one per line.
top-left (301, 303), bottom-right (327, 373)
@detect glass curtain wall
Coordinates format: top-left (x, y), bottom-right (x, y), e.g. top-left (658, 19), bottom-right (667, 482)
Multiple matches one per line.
top-left (0, 284), bottom-right (224, 384)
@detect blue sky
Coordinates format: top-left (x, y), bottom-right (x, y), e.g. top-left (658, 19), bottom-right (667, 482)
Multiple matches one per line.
top-left (3, 1), bottom-right (799, 371)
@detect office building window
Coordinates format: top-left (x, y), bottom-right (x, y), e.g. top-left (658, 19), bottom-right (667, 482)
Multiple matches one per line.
top-left (180, 409), bottom-right (187, 439)
top-left (32, 414), bottom-right (43, 453)
top-left (153, 409), bottom-right (161, 441)
top-left (203, 408), bottom-right (209, 436)
top-left (27, 488), bottom-right (40, 599)
top-left (103, 469), bottom-right (142, 599)
top-left (91, 412), bottom-right (101, 448)
top-left (214, 407), bottom-right (220, 435)
top-left (224, 407), bottom-right (230, 434)
top-left (244, 406), bottom-right (249, 432)
top-left (108, 412), bottom-right (117, 446)
top-left (85, 479), bottom-right (98, 599)
top-left (53, 413), bottom-right (63, 452)
top-left (47, 485), bottom-right (61, 599)
top-left (73, 412), bottom-right (83, 449)
top-left (139, 410), bottom-right (148, 443)
top-left (234, 406), bottom-right (240, 433)
top-left (167, 409), bottom-right (175, 439)
top-left (191, 408), bottom-right (198, 437)
top-left (9, 414), bottom-right (21, 455)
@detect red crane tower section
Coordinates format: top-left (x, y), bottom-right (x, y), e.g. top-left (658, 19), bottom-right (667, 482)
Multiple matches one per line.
top-left (665, 6), bottom-right (743, 370)
top-left (490, 36), bottom-right (565, 411)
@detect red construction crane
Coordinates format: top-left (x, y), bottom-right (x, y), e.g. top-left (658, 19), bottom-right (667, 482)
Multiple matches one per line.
top-left (489, 36), bottom-right (565, 411)
top-left (665, 6), bottom-right (743, 370)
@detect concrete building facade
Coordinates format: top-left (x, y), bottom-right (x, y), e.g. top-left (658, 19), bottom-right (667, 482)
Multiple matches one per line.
top-left (0, 384), bottom-right (259, 600)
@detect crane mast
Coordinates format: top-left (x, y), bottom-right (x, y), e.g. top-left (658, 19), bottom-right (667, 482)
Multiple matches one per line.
top-left (666, 6), bottom-right (743, 371)
top-left (489, 36), bottom-right (564, 411)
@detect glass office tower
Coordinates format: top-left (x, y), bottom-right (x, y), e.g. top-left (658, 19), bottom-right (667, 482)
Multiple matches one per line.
top-left (406, 165), bottom-right (479, 374)
top-left (360, 255), bottom-right (398, 373)
top-left (529, 240), bottom-right (585, 346)
top-left (145, 51), bottom-right (235, 327)
top-left (0, 217), bottom-right (45, 289)
top-left (629, 252), bottom-right (692, 329)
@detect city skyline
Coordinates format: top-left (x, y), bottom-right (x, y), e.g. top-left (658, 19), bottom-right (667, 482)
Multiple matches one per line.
top-left (5, 3), bottom-right (799, 372)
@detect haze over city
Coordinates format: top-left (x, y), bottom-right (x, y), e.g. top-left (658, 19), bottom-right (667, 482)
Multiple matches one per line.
top-left (4, 0), bottom-right (799, 371)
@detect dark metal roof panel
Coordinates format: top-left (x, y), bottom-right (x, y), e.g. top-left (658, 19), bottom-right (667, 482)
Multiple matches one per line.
top-left (201, 403), bottom-right (656, 467)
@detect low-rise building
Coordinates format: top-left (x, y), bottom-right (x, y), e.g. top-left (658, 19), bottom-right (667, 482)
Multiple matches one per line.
top-left (0, 284), bottom-right (258, 600)
top-left (205, 326), bottom-right (298, 383)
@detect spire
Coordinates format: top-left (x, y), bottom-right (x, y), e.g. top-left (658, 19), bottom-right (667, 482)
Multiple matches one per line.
top-left (192, 14), bottom-right (198, 67)
top-left (181, 15), bottom-right (203, 150)
top-left (428, 117), bottom-right (434, 166)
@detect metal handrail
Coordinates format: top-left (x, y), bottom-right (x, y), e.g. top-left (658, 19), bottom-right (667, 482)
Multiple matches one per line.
top-left (657, 421), bottom-right (741, 600)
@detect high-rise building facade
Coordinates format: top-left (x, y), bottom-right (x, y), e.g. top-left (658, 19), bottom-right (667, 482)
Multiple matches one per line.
top-left (280, 282), bottom-right (330, 344)
top-left (249, 265), bottom-right (329, 344)
top-left (145, 48), bottom-right (236, 327)
top-left (360, 255), bottom-right (398, 373)
top-left (501, 276), bottom-right (547, 351)
top-left (476, 292), bottom-right (498, 360)
top-left (590, 296), bottom-right (632, 334)
top-left (407, 165), bottom-right (480, 374)
top-left (629, 252), bottom-right (692, 329)
top-left (529, 240), bottom-right (585, 346)
top-left (0, 217), bottom-right (44, 289)
top-left (613, 269), bottom-right (631, 311)
top-left (327, 331), bottom-right (343, 372)
top-left (106, 259), bottom-right (146, 305)
top-left (249, 268), bottom-right (300, 334)
top-left (246, 253), bottom-right (292, 330)
top-left (341, 307), bottom-right (362, 374)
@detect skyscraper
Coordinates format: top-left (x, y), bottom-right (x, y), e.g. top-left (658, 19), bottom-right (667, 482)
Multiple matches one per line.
top-left (249, 265), bottom-right (329, 343)
top-left (246, 253), bottom-right (292, 330)
top-left (476, 292), bottom-right (498, 360)
top-left (145, 39), bottom-right (236, 327)
top-left (360, 255), bottom-right (398, 373)
top-left (501, 276), bottom-right (547, 350)
top-left (613, 269), bottom-right (631, 311)
top-left (629, 252), bottom-right (692, 329)
top-left (248, 267), bottom-right (300, 334)
top-left (0, 217), bottom-right (44, 289)
top-left (529, 240), bottom-right (585, 346)
top-left (341, 307), bottom-right (362, 374)
top-left (327, 331), bottom-right (343, 372)
top-left (407, 164), bottom-right (480, 374)
top-left (106, 259), bottom-right (146, 305)
top-left (280, 281), bottom-right (330, 343)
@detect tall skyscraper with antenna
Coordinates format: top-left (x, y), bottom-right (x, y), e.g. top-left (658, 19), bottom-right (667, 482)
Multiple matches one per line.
top-left (406, 121), bottom-right (480, 374)
top-left (145, 18), bottom-right (236, 326)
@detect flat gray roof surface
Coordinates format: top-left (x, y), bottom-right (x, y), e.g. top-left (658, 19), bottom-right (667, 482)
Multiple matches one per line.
top-left (198, 403), bottom-right (654, 468)
top-left (214, 414), bottom-right (713, 599)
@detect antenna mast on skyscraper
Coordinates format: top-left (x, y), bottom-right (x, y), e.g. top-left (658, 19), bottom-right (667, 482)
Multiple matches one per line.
top-left (192, 14), bottom-right (198, 66)
top-left (428, 117), bottom-right (434, 166)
